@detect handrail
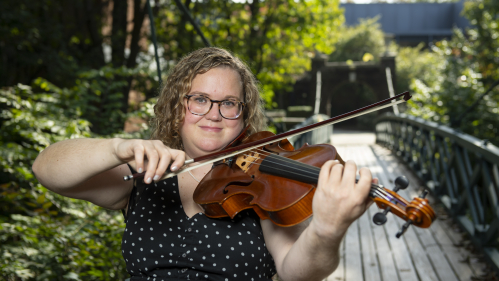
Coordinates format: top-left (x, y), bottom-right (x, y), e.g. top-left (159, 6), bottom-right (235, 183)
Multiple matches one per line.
top-left (375, 113), bottom-right (499, 273)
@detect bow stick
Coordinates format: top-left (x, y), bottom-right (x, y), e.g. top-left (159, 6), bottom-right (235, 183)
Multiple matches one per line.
top-left (124, 91), bottom-right (411, 181)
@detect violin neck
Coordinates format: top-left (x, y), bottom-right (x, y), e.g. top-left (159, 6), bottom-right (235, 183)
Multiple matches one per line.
top-left (259, 154), bottom-right (320, 184)
top-left (259, 154), bottom-right (382, 195)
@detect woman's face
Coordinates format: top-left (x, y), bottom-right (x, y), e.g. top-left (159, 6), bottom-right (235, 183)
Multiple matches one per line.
top-left (180, 67), bottom-right (245, 158)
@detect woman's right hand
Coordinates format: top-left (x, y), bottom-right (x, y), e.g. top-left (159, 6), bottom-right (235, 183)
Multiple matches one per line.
top-left (114, 139), bottom-right (186, 184)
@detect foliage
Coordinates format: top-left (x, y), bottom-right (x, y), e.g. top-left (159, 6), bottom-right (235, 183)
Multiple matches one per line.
top-left (154, 0), bottom-right (344, 108)
top-left (395, 43), bottom-right (445, 95)
top-left (0, 79), bottom-right (157, 280)
top-left (328, 17), bottom-right (386, 63)
top-left (405, 0), bottom-right (499, 145)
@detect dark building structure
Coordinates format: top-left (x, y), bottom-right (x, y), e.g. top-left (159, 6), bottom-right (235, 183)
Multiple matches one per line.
top-left (277, 53), bottom-right (397, 129)
top-left (341, 1), bottom-right (471, 46)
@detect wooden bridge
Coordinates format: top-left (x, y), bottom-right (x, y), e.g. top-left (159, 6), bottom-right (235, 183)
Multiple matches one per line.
top-left (322, 130), bottom-right (491, 281)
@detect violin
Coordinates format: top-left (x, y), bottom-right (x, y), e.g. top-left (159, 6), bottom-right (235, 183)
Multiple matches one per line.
top-left (124, 91), bottom-right (436, 237)
top-left (193, 130), bottom-right (435, 238)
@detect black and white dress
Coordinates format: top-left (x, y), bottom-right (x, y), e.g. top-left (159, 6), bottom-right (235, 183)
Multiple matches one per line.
top-left (121, 174), bottom-right (277, 281)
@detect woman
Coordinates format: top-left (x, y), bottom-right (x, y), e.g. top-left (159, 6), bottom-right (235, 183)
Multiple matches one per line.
top-left (32, 47), bottom-right (374, 281)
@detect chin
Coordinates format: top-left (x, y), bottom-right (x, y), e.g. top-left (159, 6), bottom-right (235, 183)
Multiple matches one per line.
top-left (197, 139), bottom-right (227, 153)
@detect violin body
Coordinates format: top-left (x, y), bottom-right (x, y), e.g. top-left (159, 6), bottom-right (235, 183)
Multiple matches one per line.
top-left (193, 131), bottom-right (345, 227)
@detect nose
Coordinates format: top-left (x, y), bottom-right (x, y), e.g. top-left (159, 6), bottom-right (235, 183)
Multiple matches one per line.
top-left (205, 102), bottom-right (223, 121)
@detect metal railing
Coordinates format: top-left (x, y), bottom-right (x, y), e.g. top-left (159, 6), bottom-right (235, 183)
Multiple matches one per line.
top-left (286, 114), bottom-right (333, 148)
top-left (375, 113), bottom-right (499, 272)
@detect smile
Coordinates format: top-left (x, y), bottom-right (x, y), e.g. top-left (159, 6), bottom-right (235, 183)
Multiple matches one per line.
top-left (200, 126), bottom-right (223, 132)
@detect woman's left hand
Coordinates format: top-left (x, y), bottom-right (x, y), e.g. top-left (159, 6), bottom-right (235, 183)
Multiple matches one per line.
top-left (309, 160), bottom-right (374, 241)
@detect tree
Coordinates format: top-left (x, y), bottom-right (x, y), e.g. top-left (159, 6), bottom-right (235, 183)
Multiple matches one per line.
top-left (153, 0), bottom-right (344, 107)
top-left (0, 0), bottom-right (150, 135)
top-left (406, 0), bottom-right (499, 145)
top-left (328, 17), bottom-right (386, 63)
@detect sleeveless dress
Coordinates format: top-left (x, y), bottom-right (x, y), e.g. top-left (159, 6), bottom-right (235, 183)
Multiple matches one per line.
top-left (121, 174), bottom-right (277, 281)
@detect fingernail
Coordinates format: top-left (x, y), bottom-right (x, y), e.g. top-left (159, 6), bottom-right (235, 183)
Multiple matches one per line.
top-left (146, 177), bottom-right (152, 184)
top-left (138, 168), bottom-right (143, 173)
top-left (153, 175), bottom-right (159, 181)
top-left (171, 165), bottom-right (177, 171)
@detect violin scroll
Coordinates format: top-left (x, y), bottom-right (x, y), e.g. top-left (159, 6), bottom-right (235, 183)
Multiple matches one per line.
top-left (371, 176), bottom-right (436, 238)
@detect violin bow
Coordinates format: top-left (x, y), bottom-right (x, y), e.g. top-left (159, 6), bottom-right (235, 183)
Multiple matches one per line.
top-left (124, 91), bottom-right (411, 181)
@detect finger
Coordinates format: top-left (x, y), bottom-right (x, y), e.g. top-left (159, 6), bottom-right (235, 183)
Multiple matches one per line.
top-left (372, 177), bottom-right (379, 185)
top-left (154, 148), bottom-right (172, 181)
top-left (341, 160), bottom-right (358, 186)
top-left (318, 160), bottom-right (337, 188)
top-left (169, 150), bottom-right (186, 172)
top-left (133, 144), bottom-right (146, 174)
top-left (144, 147), bottom-right (160, 184)
top-left (329, 161), bottom-right (344, 187)
top-left (357, 167), bottom-right (373, 194)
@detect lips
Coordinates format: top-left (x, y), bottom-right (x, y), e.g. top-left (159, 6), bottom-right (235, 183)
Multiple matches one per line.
top-left (199, 126), bottom-right (223, 132)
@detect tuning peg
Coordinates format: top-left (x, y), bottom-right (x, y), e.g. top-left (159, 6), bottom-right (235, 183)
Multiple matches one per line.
top-left (419, 190), bottom-right (429, 199)
top-left (396, 219), bottom-right (413, 238)
top-left (393, 176), bottom-right (409, 193)
top-left (373, 206), bottom-right (391, 225)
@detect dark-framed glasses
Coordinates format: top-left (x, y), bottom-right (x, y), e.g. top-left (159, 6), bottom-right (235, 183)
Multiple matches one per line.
top-left (185, 94), bottom-right (245, 120)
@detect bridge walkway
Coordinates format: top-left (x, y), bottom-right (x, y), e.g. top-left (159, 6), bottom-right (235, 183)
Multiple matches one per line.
top-left (322, 130), bottom-right (487, 281)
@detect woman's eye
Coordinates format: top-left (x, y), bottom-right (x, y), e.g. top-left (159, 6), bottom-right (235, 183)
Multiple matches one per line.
top-left (222, 101), bottom-right (236, 107)
top-left (194, 96), bottom-right (208, 103)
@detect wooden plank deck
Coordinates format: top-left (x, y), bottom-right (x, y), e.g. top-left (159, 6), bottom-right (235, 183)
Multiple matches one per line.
top-left (323, 131), bottom-right (488, 281)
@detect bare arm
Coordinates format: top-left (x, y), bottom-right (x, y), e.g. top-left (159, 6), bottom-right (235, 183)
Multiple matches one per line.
top-left (262, 160), bottom-right (374, 281)
top-left (32, 138), bottom-right (186, 210)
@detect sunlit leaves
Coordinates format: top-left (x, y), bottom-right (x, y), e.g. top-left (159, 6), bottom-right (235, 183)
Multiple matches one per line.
top-left (404, 0), bottom-right (499, 145)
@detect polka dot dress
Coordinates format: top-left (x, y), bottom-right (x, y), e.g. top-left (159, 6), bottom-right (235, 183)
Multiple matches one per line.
top-left (121, 175), bottom-right (276, 280)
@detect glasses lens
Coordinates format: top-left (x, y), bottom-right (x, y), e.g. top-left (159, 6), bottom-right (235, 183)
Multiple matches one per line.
top-left (220, 100), bottom-right (242, 119)
top-left (188, 95), bottom-right (211, 115)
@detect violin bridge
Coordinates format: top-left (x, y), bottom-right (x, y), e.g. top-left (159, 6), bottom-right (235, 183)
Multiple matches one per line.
top-left (235, 152), bottom-right (260, 173)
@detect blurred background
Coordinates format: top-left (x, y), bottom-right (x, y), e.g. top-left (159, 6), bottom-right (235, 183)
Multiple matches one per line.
top-left (1, 0), bottom-right (498, 280)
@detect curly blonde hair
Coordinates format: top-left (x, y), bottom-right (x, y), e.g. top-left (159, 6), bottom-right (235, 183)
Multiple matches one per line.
top-left (150, 47), bottom-right (267, 150)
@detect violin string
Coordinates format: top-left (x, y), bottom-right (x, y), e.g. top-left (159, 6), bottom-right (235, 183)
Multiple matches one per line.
top-left (234, 148), bottom-right (395, 202)
top-left (238, 148), bottom-right (385, 188)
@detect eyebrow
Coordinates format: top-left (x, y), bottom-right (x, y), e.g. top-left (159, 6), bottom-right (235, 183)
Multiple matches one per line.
top-left (189, 91), bottom-right (242, 100)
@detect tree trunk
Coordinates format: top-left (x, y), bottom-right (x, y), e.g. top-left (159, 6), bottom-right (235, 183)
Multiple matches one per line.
top-left (111, 0), bottom-right (128, 67)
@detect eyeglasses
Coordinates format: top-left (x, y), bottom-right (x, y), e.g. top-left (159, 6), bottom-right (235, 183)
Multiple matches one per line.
top-left (185, 94), bottom-right (245, 120)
